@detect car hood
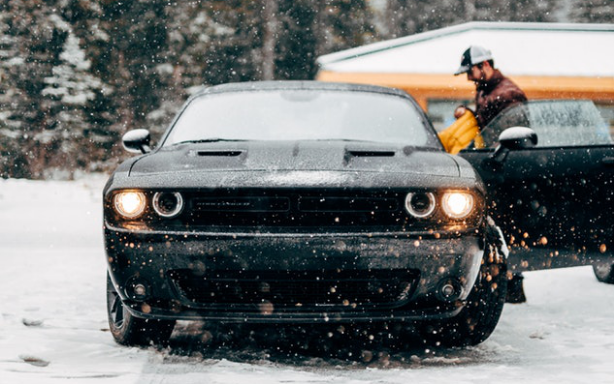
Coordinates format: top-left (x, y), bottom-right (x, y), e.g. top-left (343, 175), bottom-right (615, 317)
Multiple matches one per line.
top-left (121, 141), bottom-right (475, 189)
top-left (113, 142), bottom-right (482, 192)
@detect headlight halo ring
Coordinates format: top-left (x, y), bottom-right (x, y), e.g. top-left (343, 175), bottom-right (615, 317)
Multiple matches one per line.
top-left (152, 191), bottom-right (184, 218)
top-left (405, 191), bottom-right (436, 218)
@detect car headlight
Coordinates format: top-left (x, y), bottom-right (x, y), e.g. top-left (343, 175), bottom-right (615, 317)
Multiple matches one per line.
top-left (441, 192), bottom-right (474, 219)
top-left (405, 192), bottom-right (436, 218)
top-left (152, 192), bottom-right (184, 218)
top-left (113, 191), bottom-right (147, 219)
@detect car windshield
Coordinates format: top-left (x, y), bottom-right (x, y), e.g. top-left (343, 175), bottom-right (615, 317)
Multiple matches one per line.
top-left (162, 90), bottom-right (440, 148)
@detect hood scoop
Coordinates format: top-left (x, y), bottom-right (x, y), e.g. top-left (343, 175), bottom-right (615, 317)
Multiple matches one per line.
top-left (196, 150), bottom-right (244, 157)
top-left (346, 150), bottom-right (396, 158)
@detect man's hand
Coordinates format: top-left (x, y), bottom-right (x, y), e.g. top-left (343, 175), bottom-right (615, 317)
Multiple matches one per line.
top-left (454, 105), bottom-right (467, 119)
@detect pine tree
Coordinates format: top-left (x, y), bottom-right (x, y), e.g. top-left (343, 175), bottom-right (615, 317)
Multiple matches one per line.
top-left (201, 0), bottom-right (263, 84)
top-left (568, 0), bottom-right (614, 23)
top-left (505, 0), bottom-right (558, 22)
top-left (155, 1), bottom-right (235, 133)
top-left (384, 0), bottom-right (474, 37)
top-left (40, 18), bottom-right (105, 177)
top-left (313, 0), bottom-right (376, 56)
top-left (0, 3), bottom-right (29, 178)
top-left (60, 0), bottom-right (120, 169)
top-left (96, 0), bottom-right (169, 125)
top-left (275, 0), bottom-right (319, 79)
top-left (0, 0), bottom-right (68, 179)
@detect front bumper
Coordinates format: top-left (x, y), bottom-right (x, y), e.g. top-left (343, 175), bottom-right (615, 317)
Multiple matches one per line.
top-left (105, 227), bottom-right (485, 323)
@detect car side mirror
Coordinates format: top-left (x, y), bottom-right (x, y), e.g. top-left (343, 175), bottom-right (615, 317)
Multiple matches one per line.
top-left (122, 129), bottom-right (151, 154)
top-left (488, 127), bottom-right (537, 165)
top-left (498, 127), bottom-right (538, 151)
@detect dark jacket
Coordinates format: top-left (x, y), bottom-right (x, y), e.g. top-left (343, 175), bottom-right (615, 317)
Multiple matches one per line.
top-left (474, 70), bottom-right (527, 129)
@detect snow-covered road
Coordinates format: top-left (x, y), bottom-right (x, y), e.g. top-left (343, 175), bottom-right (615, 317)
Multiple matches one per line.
top-left (0, 176), bottom-right (612, 383)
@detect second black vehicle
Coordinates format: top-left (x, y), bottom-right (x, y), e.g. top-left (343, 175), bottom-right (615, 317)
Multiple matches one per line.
top-left (459, 99), bottom-right (614, 281)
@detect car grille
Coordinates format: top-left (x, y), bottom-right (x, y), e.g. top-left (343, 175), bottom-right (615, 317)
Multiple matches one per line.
top-left (169, 269), bottom-right (419, 311)
top-left (179, 189), bottom-right (412, 232)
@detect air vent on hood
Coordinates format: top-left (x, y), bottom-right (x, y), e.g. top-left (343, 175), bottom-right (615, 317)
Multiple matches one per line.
top-left (346, 150), bottom-right (396, 157)
top-left (197, 150), bottom-right (243, 157)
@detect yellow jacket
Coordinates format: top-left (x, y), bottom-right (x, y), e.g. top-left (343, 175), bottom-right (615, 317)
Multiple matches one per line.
top-left (437, 110), bottom-right (483, 155)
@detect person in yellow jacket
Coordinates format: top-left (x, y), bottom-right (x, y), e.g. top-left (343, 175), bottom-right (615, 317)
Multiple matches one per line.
top-left (437, 108), bottom-right (482, 155)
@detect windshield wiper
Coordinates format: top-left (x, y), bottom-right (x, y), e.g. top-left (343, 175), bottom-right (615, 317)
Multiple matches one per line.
top-left (174, 138), bottom-right (248, 145)
top-left (317, 139), bottom-right (440, 152)
top-left (312, 138), bottom-right (379, 143)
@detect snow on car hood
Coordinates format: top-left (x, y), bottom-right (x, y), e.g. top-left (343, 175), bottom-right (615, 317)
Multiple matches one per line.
top-left (124, 141), bottom-right (473, 189)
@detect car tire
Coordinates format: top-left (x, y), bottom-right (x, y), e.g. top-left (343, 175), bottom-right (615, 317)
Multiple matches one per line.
top-left (592, 261), bottom-right (614, 284)
top-left (106, 273), bottom-right (175, 347)
top-left (423, 241), bottom-right (508, 347)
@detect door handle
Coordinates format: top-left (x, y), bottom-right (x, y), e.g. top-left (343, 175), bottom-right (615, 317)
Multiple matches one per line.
top-left (602, 157), bottom-right (614, 166)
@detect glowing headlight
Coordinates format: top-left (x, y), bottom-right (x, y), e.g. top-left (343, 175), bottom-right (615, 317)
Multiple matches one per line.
top-left (113, 191), bottom-right (147, 219)
top-left (441, 192), bottom-right (474, 219)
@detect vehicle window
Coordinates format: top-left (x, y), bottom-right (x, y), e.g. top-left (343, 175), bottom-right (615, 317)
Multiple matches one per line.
top-left (163, 90), bottom-right (440, 148)
top-left (594, 102), bottom-right (615, 134)
top-left (479, 100), bottom-right (613, 148)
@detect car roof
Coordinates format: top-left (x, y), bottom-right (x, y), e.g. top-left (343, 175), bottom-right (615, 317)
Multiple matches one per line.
top-left (195, 80), bottom-right (411, 99)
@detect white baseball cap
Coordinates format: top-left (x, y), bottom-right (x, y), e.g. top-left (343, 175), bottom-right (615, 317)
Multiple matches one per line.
top-left (454, 45), bottom-right (493, 75)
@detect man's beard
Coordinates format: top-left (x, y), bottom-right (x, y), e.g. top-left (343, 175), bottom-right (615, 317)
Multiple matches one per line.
top-left (475, 80), bottom-right (488, 89)
top-left (474, 69), bottom-right (489, 89)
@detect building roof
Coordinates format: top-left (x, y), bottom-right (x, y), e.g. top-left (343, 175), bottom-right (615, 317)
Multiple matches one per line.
top-left (317, 22), bottom-right (614, 78)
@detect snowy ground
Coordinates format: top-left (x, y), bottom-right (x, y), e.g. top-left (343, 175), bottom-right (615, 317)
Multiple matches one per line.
top-left (0, 176), bottom-right (612, 384)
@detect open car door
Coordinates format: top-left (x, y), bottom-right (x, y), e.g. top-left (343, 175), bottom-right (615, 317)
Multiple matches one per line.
top-left (459, 100), bottom-right (613, 274)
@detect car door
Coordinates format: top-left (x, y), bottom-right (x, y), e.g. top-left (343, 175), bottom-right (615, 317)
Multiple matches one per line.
top-left (459, 100), bottom-right (614, 271)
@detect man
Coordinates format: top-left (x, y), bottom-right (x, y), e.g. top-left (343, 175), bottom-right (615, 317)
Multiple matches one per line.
top-left (454, 45), bottom-right (527, 129)
top-left (454, 45), bottom-right (528, 304)
top-left (438, 45), bottom-right (528, 154)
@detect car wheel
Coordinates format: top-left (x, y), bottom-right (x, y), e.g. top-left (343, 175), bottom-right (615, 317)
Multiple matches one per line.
top-left (423, 241), bottom-right (508, 347)
top-left (106, 273), bottom-right (175, 347)
top-left (592, 261), bottom-right (614, 284)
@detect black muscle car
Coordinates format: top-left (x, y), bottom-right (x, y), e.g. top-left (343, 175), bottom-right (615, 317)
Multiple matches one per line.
top-left (104, 81), bottom-right (512, 348)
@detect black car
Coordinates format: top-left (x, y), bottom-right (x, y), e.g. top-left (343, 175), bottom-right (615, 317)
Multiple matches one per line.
top-left (458, 100), bottom-right (614, 283)
top-left (104, 81), bottom-right (513, 348)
